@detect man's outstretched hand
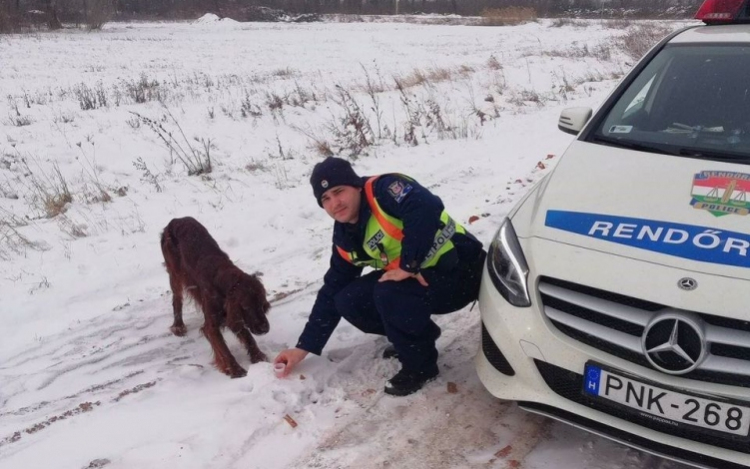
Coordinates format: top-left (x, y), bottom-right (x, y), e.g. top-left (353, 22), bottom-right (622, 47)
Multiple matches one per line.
top-left (273, 348), bottom-right (309, 378)
top-left (379, 268), bottom-right (428, 287)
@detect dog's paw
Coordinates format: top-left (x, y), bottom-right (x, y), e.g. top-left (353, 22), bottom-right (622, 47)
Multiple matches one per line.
top-left (170, 324), bottom-right (187, 337)
top-left (228, 367), bottom-right (247, 379)
top-left (250, 351), bottom-right (268, 364)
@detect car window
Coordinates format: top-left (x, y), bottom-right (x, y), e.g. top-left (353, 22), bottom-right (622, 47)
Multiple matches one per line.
top-left (593, 44), bottom-right (750, 161)
top-left (623, 74), bottom-right (655, 117)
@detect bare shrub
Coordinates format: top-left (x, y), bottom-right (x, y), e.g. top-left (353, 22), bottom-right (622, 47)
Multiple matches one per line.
top-left (549, 18), bottom-right (591, 28)
top-left (126, 115), bottom-right (141, 129)
top-left (0, 220), bottom-right (47, 260)
top-left (608, 19), bottom-right (634, 30)
top-left (238, 91), bottom-right (261, 118)
top-left (6, 97), bottom-right (33, 126)
top-left (58, 214), bottom-right (88, 239)
top-left (424, 98), bottom-right (453, 140)
top-left (271, 67), bottom-right (297, 78)
top-left (481, 7), bottom-right (537, 26)
top-left (245, 160), bottom-right (270, 172)
top-left (8, 115), bottom-right (33, 127)
top-left (265, 92), bottom-right (285, 112)
top-left (329, 85), bottom-right (374, 157)
top-left (123, 73), bottom-right (163, 104)
top-left (540, 43), bottom-right (612, 62)
top-left (293, 124), bottom-right (336, 158)
top-left (395, 83), bottom-right (424, 146)
top-left (487, 55), bottom-right (502, 70)
top-left (53, 112), bottom-right (76, 124)
top-left (394, 67), bottom-right (456, 90)
top-left (19, 158), bottom-right (73, 218)
top-left (132, 156), bottom-right (163, 192)
top-left (394, 69), bottom-right (426, 89)
top-left (132, 109), bottom-right (213, 176)
top-left (313, 140), bottom-right (334, 157)
top-left (618, 23), bottom-right (674, 61)
top-left (73, 82), bottom-right (108, 110)
top-left (549, 17), bottom-right (575, 28)
top-left (360, 65), bottom-right (384, 139)
top-left (509, 89), bottom-right (545, 107)
top-left (288, 82), bottom-right (317, 108)
top-left (75, 143), bottom-right (111, 203)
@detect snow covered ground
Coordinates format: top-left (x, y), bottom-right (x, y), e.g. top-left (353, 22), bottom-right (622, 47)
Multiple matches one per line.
top-left (0, 17), bottom-right (696, 469)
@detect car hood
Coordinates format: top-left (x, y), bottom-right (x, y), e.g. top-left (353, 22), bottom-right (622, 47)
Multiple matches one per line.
top-left (513, 140), bottom-right (750, 279)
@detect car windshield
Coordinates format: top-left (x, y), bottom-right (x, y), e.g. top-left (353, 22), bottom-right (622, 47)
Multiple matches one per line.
top-left (592, 44), bottom-right (750, 163)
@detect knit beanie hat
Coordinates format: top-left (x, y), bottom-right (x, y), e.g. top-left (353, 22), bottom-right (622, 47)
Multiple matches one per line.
top-left (310, 157), bottom-right (362, 207)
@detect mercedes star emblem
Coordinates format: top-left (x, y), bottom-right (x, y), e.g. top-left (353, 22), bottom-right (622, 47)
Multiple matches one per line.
top-left (677, 277), bottom-right (698, 291)
top-left (642, 314), bottom-right (706, 375)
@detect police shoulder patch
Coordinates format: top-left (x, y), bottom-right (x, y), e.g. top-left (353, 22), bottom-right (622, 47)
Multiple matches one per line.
top-left (387, 180), bottom-right (413, 203)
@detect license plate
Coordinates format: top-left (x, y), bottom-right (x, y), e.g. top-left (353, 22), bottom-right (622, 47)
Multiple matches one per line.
top-left (583, 363), bottom-right (750, 437)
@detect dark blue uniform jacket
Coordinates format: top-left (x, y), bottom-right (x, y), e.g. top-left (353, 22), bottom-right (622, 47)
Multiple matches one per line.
top-left (296, 174), bottom-right (483, 355)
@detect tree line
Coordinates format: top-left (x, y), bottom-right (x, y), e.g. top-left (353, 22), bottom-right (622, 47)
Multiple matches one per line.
top-left (1, 0), bottom-right (703, 32)
top-left (113, 0), bottom-right (703, 18)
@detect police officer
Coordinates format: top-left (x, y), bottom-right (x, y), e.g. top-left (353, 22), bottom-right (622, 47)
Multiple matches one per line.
top-left (274, 157), bottom-right (486, 396)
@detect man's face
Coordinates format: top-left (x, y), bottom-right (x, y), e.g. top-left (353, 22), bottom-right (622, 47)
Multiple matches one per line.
top-left (321, 185), bottom-right (362, 224)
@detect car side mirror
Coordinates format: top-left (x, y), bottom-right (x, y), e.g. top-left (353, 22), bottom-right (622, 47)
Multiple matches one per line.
top-left (558, 107), bottom-right (593, 135)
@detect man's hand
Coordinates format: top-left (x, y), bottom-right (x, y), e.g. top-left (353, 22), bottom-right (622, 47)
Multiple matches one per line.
top-left (378, 267), bottom-right (429, 287)
top-left (273, 348), bottom-right (309, 378)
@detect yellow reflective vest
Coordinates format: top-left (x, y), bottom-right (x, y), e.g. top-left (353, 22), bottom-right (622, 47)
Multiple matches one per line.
top-left (336, 175), bottom-right (466, 271)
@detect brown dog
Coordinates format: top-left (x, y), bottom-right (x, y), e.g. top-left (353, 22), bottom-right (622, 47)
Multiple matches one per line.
top-left (161, 217), bottom-right (270, 378)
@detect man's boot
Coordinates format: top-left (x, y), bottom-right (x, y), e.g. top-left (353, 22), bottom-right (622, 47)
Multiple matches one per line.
top-left (384, 365), bottom-right (439, 396)
top-left (382, 345), bottom-right (399, 359)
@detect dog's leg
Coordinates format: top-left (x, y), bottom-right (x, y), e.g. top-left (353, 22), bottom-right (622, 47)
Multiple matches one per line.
top-left (202, 300), bottom-right (246, 378)
top-left (227, 318), bottom-right (267, 364)
top-left (168, 273), bottom-right (187, 337)
top-left (162, 228), bottom-right (188, 337)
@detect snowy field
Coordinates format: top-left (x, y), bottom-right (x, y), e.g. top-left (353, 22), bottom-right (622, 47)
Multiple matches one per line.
top-left (1, 17), bottom-right (696, 469)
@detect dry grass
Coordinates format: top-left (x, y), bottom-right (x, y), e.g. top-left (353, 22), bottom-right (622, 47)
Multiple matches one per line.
top-left (549, 17), bottom-right (579, 28)
top-left (18, 157), bottom-right (73, 218)
top-left (539, 43), bottom-right (613, 62)
top-left (481, 7), bottom-right (537, 27)
top-left (487, 55), bottom-right (502, 70)
top-left (607, 18), bottom-right (635, 30)
top-left (393, 66), bottom-right (470, 90)
top-left (271, 67), bottom-right (298, 78)
top-left (132, 109), bottom-right (213, 176)
top-left (618, 23), bottom-right (674, 61)
top-left (0, 209), bottom-right (48, 260)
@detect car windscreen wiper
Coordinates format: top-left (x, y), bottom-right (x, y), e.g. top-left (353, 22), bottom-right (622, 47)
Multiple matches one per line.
top-left (678, 147), bottom-right (750, 163)
top-left (590, 135), bottom-right (678, 156)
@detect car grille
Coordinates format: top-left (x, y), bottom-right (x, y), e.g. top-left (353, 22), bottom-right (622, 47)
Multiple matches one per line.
top-left (535, 360), bottom-right (750, 456)
top-left (539, 276), bottom-right (750, 388)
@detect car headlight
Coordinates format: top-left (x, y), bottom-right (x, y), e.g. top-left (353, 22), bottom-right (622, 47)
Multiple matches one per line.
top-left (487, 218), bottom-right (531, 307)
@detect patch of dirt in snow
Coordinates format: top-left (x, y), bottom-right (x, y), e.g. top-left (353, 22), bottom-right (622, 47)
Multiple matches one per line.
top-left (290, 305), bottom-right (695, 469)
top-left (291, 309), bottom-right (552, 469)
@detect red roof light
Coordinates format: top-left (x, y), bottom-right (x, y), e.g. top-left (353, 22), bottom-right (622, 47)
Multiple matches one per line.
top-left (695, 0), bottom-right (747, 23)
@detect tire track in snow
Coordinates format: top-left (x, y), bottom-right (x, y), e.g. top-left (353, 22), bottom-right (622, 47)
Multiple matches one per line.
top-left (0, 297), bottom-right (201, 458)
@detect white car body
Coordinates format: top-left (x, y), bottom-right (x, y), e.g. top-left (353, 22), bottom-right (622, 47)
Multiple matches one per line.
top-left (476, 18), bottom-right (750, 469)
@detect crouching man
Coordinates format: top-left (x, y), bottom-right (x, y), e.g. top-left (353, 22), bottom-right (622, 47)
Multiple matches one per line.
top-left (274, 157), bottom-right (486, 396)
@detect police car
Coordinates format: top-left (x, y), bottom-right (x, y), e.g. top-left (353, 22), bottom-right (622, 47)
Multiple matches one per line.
top-left (476, 1), bottom-right (750, 467)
